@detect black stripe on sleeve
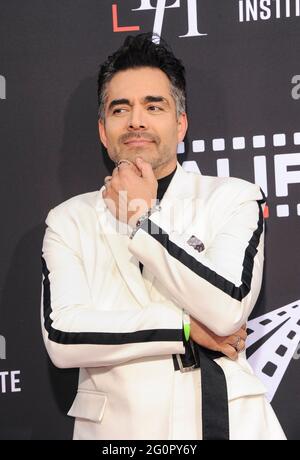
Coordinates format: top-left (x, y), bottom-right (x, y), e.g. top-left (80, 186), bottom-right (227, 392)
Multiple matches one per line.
top-left (139, 200), bottom-right (264, 302)
top-left (258, 187), bottom-right (267, 205)
top-left (41, 257), bottom-right (182, 346)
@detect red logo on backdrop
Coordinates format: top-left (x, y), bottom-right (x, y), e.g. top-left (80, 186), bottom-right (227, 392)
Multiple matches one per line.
top-left (112, 4), bottom-right (140, 32)
top-left (112, 1), bottom-right (207, 42)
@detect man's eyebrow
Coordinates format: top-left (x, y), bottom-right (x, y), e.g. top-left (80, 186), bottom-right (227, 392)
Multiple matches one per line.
top-left (107, 96), bottom-right (170, 112)
top-left (108, 98), bottom-right (131, 111)
top-left (144, 95), bottom-right (170, 105)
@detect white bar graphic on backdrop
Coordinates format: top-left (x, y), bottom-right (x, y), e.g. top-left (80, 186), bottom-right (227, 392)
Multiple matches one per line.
top-left (0, 75), bottom-right (6, 100)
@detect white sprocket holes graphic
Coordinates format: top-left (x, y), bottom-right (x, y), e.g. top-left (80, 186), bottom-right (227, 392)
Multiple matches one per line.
top-left (183, 131), bottom-right (300, 218)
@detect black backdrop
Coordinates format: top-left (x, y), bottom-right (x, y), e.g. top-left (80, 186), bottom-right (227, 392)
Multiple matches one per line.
top-left (0, 0), bottom-right (299, 440)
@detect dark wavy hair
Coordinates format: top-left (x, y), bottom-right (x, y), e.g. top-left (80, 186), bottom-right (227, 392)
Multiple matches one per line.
top-left (97, 33), bottom-right (186, 120)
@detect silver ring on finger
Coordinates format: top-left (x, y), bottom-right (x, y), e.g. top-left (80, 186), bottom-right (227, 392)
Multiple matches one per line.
top-left (117, 159), bottom-right (132, 170)
top-left (234, 336), bottom-right (241, 352)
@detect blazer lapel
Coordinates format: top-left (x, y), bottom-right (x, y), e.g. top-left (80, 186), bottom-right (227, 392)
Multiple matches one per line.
top-left (96, 187), bottom-right (150, 308)
top-left (142, 162), bottom-right (195, 292)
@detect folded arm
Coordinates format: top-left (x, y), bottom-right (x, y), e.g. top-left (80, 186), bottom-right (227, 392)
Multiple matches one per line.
top-left (128, 182), bottom-right (265, 336)
top-left (41, 208), bottom-right (185, 369)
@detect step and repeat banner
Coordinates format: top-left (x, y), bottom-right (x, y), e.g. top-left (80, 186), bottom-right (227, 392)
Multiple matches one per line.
top-left (0, 0), bottom-right (299, 439)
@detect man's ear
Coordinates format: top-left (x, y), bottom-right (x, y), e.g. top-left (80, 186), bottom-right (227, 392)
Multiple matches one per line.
top-left (98, 120), bottom-right (107, 148)
top-left (177, 112), bottom-right (188, 143)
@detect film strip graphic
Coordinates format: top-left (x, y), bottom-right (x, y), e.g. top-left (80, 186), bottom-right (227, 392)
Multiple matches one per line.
top-left (178, 131), bottom-right (300, 218)
top-left (246, 300), bottom-right (300, 401)
top-left (178, 132), bottom-right (300, 154)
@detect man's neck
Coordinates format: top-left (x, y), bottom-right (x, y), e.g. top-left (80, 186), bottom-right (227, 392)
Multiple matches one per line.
top-left (154, 161), bottom-right (177, 180)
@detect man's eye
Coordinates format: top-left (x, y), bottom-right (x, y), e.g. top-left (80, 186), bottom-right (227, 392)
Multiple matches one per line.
top-left (148, 105), bottom-right (162, 112)
top-left (113, 108), bottom-right (127, 114)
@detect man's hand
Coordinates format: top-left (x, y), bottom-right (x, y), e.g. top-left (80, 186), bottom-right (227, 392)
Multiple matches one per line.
top-left (102, 158), bottom-right (158, 227)
top-left (190, 317), bottom-right (247, 361)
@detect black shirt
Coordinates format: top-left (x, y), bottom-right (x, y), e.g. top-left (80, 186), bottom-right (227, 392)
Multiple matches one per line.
top-left (156, 165), bottom-right (177, 202)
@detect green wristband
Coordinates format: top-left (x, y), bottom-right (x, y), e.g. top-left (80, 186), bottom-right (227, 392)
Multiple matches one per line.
top-left (184, 322), bottom-right (190, 342)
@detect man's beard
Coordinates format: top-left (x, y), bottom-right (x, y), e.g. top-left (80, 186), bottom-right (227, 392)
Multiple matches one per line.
top-left (111, 143), bottom-right (174, 172)
top-left (109, 132), bottom-right (174, 171)
top-left (119, 131), bottom-right (159, 145)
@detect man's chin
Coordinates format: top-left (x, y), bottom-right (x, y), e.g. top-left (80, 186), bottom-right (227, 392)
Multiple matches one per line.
top-left (111, 149), bottom-right (167, 170)
top-left (116, 153), bottom-right (156, 166)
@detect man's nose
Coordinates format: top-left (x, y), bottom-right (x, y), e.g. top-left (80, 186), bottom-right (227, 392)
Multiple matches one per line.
top-left (128, 106), bottom-right (147, 130)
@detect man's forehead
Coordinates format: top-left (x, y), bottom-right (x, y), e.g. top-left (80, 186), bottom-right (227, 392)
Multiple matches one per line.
top-left (106, 67), bottom-right (172, 99)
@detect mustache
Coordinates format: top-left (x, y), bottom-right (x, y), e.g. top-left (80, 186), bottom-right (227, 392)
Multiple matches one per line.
top-left (119, 132), bottom-right (160, 144)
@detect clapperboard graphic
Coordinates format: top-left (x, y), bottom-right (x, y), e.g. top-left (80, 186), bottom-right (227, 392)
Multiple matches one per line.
top-left (246, 300), bottom-right (300, 401)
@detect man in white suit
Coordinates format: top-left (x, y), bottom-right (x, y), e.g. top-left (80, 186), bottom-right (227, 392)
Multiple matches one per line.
top-left (41, 33), bottom-right (286, 440)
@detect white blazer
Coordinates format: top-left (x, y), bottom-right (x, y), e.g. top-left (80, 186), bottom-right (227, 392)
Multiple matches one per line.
top-left (41, 163), bottom-right (286, 440)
